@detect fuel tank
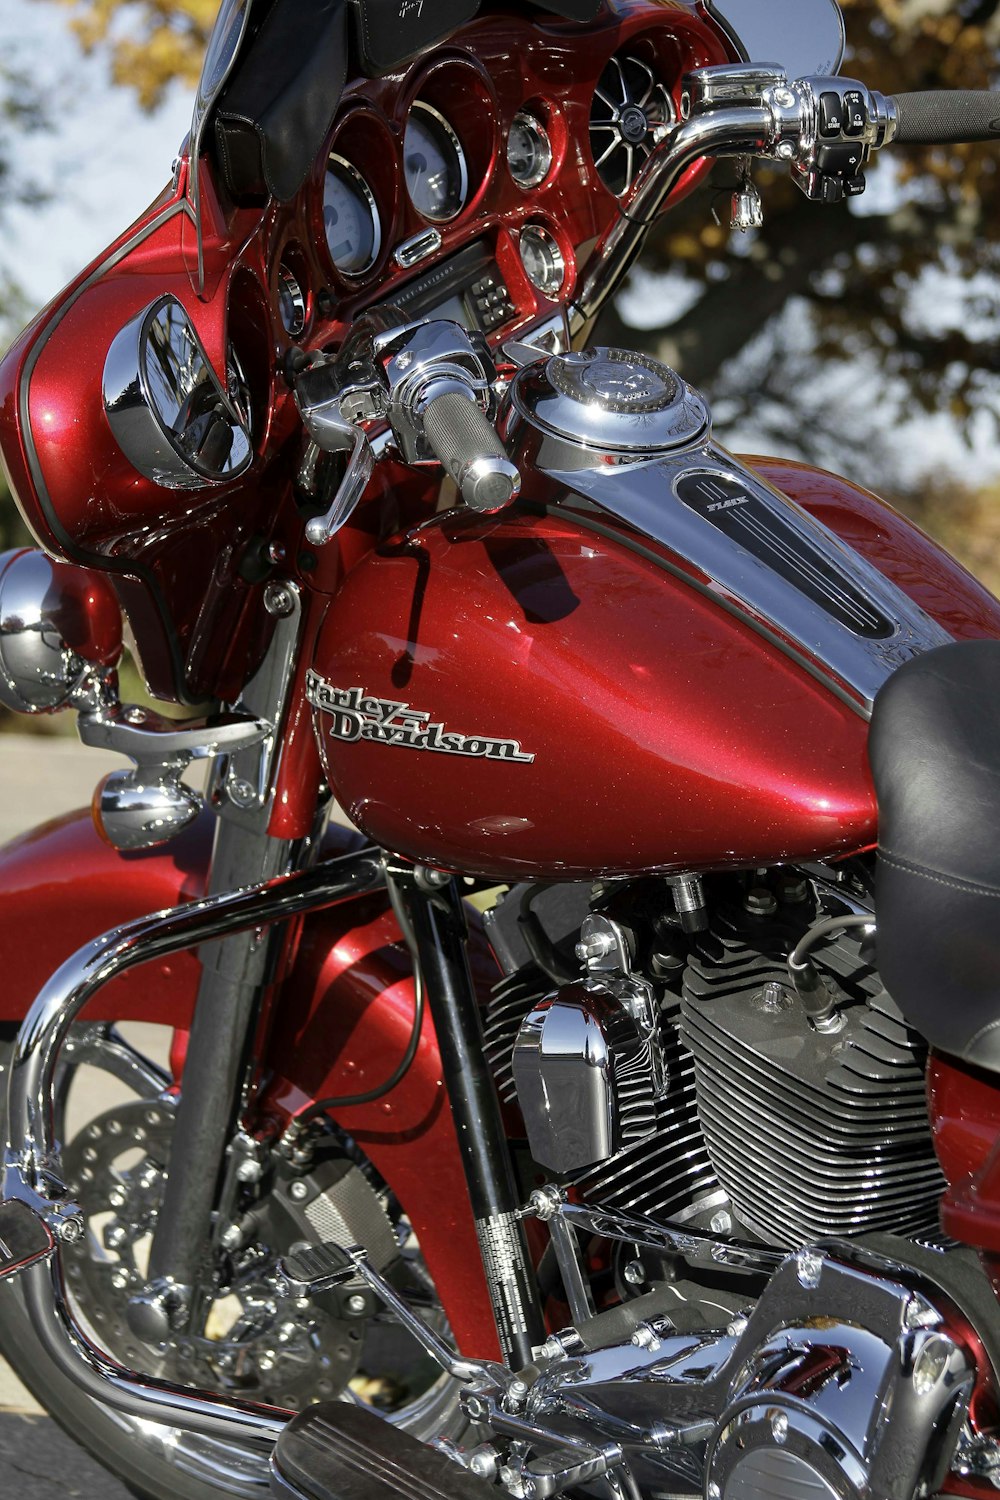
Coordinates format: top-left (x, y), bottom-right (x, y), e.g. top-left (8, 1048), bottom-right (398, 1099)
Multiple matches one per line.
top-left (308, 353), bottom-right (1000, 881)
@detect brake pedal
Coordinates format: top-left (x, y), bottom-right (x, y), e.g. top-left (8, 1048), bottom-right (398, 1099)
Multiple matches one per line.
top-left (271, 1403), bottom-right (496, 1500)
top-left (0, 1199), bottom-right (55, 1279)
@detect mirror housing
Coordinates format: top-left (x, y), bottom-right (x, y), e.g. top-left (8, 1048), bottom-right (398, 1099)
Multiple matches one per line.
top-left (706, 0), bottom-right (845, 79)
top-left (103, 295), bottom-right (253, 489)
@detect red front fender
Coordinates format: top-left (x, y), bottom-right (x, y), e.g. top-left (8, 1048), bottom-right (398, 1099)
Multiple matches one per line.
top-left (0, 808), bottom-right (499, 1358)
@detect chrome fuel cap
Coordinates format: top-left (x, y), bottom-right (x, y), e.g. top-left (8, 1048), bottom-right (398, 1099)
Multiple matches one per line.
top-left (509, 346), bottom-right (711, 454)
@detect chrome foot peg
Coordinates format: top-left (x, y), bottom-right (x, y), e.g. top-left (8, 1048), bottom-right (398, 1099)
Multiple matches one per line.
top-left (0, 1199), bottom-right (55, 1280)
top-left (281, 1240), bottom-right (356, 1295)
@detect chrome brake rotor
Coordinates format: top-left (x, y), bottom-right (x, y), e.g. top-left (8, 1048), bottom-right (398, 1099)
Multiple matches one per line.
top-left (62, 1096), bottom-right (363, 1411)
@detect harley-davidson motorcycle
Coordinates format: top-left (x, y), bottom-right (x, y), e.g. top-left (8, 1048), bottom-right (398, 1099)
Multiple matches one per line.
top-left (2, 0), bottom-right (1000, 1496)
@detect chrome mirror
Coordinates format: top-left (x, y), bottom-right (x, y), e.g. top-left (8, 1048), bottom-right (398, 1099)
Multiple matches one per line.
top-left (103, 295), bottom-right (253, 489)
top-left (706, 0), bottom-right (846, 78)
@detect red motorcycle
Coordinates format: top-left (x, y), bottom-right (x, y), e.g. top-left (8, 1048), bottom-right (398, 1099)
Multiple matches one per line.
top-left (0, 1), bottom-right (999, 1496)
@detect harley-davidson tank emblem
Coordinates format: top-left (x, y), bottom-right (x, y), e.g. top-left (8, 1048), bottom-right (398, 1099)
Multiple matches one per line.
top-left (306, 672), bottom-right (535, 763)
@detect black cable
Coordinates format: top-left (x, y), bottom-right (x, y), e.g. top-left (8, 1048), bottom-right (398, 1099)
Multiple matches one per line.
top-left (787, 913), bottom-right (873, 974)
top-left (289, 872), bottom-right (425, 1124)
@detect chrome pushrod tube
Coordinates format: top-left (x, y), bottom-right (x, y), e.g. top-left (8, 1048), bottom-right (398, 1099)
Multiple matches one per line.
top-left (6, 845), bottom-right (385, 1445)
top-left (573, 106), bottom-right (772, 327)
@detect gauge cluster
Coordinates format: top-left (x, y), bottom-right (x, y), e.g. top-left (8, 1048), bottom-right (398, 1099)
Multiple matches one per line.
top-left (265, 4), bottom-right (729, 353)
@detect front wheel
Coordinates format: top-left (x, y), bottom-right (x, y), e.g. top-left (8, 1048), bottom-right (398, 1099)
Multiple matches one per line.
top-left (0, 1025), bottom-right (464, 1500)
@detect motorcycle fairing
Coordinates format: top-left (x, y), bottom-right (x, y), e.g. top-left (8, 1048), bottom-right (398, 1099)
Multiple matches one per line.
top-left (0, 808), bottom-right (499, 1356)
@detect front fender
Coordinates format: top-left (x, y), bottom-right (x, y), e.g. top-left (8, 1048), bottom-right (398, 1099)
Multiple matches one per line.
top-left (0, 806), bottom-right (500, 1358)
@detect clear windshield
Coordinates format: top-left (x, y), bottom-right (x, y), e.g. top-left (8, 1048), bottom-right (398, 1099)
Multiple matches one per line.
top-left (186, 0), bottom-right (255, 294)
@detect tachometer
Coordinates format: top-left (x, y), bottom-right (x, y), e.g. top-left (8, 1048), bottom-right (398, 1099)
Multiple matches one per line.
top-left (403, 103), bottom-right (468, 222)
top-left (323, 156), bottom-right (381, 276)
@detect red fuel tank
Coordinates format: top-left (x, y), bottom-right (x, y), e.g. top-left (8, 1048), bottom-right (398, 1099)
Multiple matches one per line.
top-left (307, 457), bottom-right (1000, 881)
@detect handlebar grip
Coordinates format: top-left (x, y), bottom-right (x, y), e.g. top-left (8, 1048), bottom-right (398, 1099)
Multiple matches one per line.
top-left (890, 90), bottom-right (1000, 145)
top-left (422, 391), bottom-right (521, 513)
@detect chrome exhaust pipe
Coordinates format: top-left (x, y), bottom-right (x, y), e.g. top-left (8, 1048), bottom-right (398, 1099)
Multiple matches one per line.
top-left (4, 846), bottom-right (386, 1446)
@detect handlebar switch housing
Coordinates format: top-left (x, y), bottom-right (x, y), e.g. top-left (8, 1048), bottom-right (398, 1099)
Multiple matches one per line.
top-left (374, 320), bottom-right (498, 466)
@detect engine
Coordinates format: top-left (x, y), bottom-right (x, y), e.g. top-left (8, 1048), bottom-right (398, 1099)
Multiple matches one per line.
top-left (469, 870), bottom-right (980, 1500)
top-left (482, 868), bottom-right (945, 1250)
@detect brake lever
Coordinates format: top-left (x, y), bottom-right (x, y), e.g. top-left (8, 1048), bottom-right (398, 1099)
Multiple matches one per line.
top-left (295, 368), bottom-right (377, 547)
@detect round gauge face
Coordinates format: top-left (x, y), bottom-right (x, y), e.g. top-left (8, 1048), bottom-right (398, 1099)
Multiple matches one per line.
top-left (323, 157), bottom-right (381, 276)
top-left (404, 103), bottom-right (468, 222)
top-left (519, 225), bottom-right (565, 297)
top-left (507, 113), bottom-right (553, 190)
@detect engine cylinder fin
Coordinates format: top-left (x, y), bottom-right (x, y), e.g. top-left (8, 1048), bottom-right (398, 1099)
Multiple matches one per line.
top-left (680, 905), bottom-right (945, 1247)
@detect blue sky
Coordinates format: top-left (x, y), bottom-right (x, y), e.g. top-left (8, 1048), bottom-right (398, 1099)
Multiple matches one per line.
top-left (2, 0), bottom-right (193, 314)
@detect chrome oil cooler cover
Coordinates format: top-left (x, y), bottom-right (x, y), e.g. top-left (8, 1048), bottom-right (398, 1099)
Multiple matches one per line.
top-left (507, 347), bottom-right (710, 453)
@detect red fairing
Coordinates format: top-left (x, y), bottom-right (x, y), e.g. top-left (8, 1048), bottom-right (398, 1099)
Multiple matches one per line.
top-left (306, 462), bottom-right (1000, 882)
top-left (0, 0), bottom-right (728, 705)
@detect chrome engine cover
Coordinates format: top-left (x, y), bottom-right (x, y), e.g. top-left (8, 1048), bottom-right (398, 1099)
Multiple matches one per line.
top-left (520, 1245), bottom-right (972, 1500)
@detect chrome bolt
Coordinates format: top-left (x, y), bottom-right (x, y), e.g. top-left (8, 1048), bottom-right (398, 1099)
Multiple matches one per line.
top-left (631, 1323), bottom-right (661, 1353)
top-left (464, 1394), bottom-right (488, 1421)
top-left (708, 1485), bottom-right (721, 1500)
top-left (727, 1315), bottom-right (748, 1338)
top-left (575, 930), bottom-right (615, 963)
top-left (773, 87), bottom-right (796, 108)
top-left (796, 1249), bottom-right (823, 1289)
top-left (771, 1411), bottom-right (789, 1444)
top-left (110, 1267), bottom-right (130, 1291)
top-left (710, 1210), bottom-right (732, 1235)
top-left (395, 352), bottom-right (414, 370)
top-left (264, 582), bottom-right (294, 617)
top-left (257, 1350), bottom-right (276, 1372)
top-left (267, 542), bottom-right (287, 565)
top-left (108, 1186), bottom-right (127, 1210)
top-left (228, 777), bottom-right (257, 809)
top-left (104, 1224), bottom-right (128, 1251)
top-left (289, 1179), bottom-right (309, 1202)
top-left (57, 1215), bottom-right (84, 1245)
top-left (345, 1293), bottom-right (367, 1316)
top-left (776, 140), bottom-right (796, 160)
top-left (904, 1294), bottom-right (940, 1330)
top-left (236, 1157), bottom-right (263, 1184)
top-left (469, 1446), bottom-right (499, 1481)
top-left (540, 1336), bottom-right (565, 1361)
top-left (219, 1222), bottom-right (244, 1252)
top-left (912, 1334), bottom-right (954, 1397)
top-left (623, 1259), bottom-right (646, 1286)
top-left (744, 886), bottom-right (777, 917)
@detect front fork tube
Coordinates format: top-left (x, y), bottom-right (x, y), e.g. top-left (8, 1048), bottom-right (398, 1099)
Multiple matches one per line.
top-left (133, 818), bottom-right (295, 1340)
top-left (398, 874), bottom-right (546, 1367)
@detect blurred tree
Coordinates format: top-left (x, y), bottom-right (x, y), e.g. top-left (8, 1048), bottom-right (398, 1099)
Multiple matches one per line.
top-left (597, 0), bottom-right (1000, 488)
top-left (43, 0), bottom-right (215, 109)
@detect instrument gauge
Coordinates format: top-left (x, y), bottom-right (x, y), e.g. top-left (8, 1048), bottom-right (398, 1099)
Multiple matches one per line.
top-left (404, 102), bottom-right (468, 222)
top-left (324, 155), bottom-right (381, 277)
top-left (507, 112), bottom-right (553, 190)
top-left (519, 225), bottom-right (565, 297)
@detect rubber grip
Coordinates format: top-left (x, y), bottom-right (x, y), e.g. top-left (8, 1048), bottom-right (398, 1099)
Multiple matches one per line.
top-left (422, 391), bottom-right (520, 511)
top-left (890, 90), bottom-right (1000, 144)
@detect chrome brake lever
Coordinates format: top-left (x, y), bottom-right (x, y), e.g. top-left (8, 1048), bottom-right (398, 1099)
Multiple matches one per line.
top-left (295, 368), bottom-right (378, 547)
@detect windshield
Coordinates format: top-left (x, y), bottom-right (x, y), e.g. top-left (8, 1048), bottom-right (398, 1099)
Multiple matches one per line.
top-left (187, 0), bottom-right (255, 293)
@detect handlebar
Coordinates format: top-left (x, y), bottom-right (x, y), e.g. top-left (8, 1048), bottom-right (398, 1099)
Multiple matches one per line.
top-left (422, 392), bottom-right (521, 513)
top-left (889, 90), bottom-right (1000, 145)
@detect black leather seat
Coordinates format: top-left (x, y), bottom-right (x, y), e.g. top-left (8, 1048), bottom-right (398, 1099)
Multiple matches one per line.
top-left (870, 640), bottom-right (1000, 1070)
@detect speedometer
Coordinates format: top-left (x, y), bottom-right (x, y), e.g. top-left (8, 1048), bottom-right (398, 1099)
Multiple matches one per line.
top-left (324, 156), bottom-right (381, 276)
top-left (403, 103), bottom-right (468, 222)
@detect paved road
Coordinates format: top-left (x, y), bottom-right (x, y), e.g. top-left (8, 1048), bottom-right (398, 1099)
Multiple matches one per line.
top-left (0, 734), bottom-right (158, 1498)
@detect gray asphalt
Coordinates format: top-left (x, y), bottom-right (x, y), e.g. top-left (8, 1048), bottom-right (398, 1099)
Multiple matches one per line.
top-left (0, 734), bottom-right (159, 1498)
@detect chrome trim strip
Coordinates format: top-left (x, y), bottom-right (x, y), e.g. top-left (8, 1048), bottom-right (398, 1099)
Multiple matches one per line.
top-left (547, 444), bottom-right (950, 713)
top-left (5, 848), bottom-right (385, 1443)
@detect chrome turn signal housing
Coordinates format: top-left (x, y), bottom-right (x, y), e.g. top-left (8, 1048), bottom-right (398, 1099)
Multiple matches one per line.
top-left (0, 548), bottom-right (122, 714)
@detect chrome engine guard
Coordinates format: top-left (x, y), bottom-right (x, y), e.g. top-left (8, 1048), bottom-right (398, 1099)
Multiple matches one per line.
top-left (1, 846), bottom-right (385, 1448)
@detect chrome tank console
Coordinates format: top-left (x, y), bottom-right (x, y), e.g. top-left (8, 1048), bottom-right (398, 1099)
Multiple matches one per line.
top-left (499, 347), bottom-right (950, 714)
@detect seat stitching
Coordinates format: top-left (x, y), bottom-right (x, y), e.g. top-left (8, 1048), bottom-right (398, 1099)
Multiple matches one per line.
top-left (963, 1017), bottom-right (1000, 1058)
top-left (879, 849), bottom-right (1000, 901)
